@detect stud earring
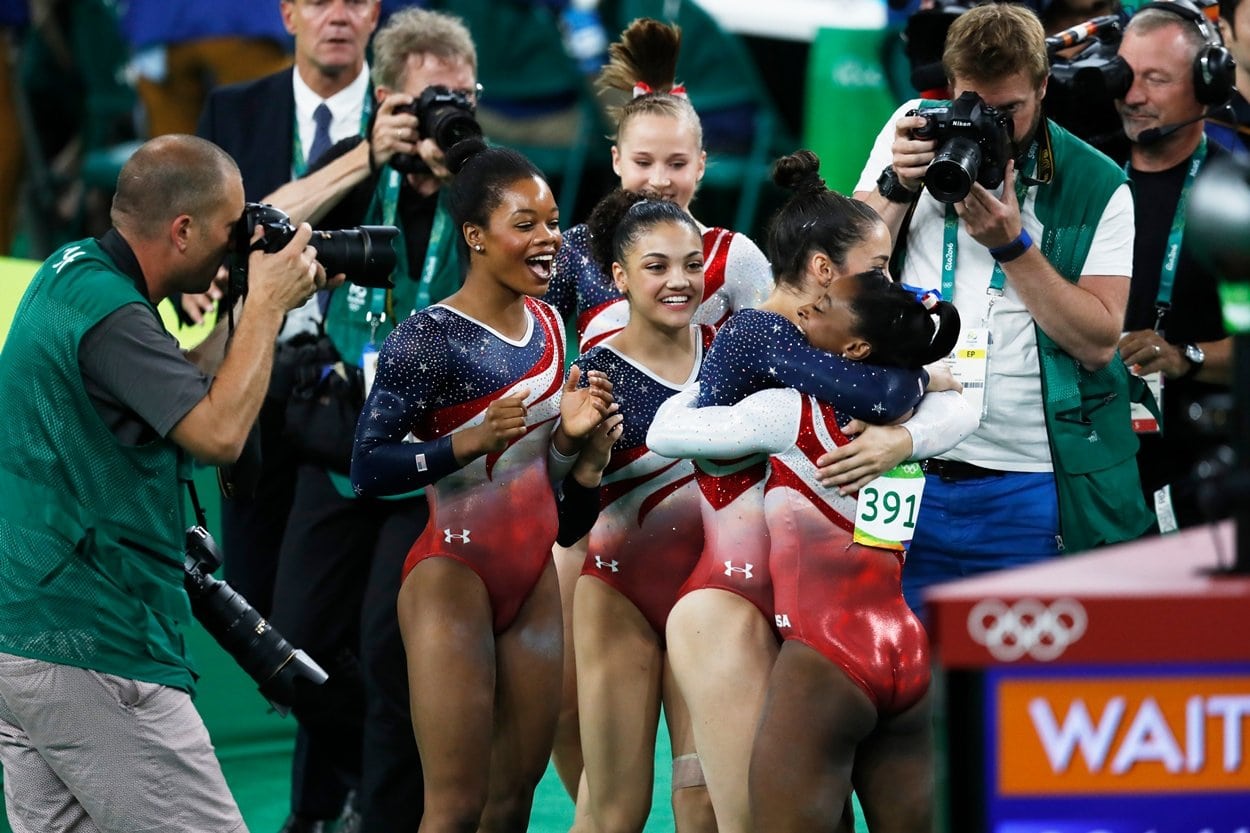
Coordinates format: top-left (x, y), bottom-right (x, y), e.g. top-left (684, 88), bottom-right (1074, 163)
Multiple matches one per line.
top-left (473, 244), bottom-right (484, 252)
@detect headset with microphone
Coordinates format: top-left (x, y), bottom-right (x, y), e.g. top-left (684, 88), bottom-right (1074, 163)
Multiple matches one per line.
top-left (1131, 0), bottom-right (1237, 144)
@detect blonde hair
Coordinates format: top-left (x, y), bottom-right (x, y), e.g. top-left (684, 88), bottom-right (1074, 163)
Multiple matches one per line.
top-left (371, 7), bottom-right (477, 91)
top-left (596, 18), bottom-right (703, 147)
top-left (943, 3), bottom-right (1049, 89)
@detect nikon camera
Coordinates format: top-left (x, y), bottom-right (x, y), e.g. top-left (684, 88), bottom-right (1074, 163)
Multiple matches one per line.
top-left (391, 84), bottom-right (483, 175)
top-left (184, 525), bottom-right (328, 715)
top-left (232, 203), bottom-right (399, 294)
top-left (907, 91), bottom-right (1012, 204)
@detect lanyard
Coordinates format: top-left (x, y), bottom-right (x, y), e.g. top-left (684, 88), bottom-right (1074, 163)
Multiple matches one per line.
top-left (1126, 136), bottom-right (1206, 332)
top-left (291, 92), bottom-right (374, 178)
top-left (940, 141), bottom-right (1038, 305)
top-left (359, 170), bottom-right (452, 344)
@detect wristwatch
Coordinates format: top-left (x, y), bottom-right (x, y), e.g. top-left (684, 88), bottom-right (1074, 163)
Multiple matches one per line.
top-left (877, 165), bottom-right (919, 204)
top-left (1181, 343), bottom-right (1205, 379)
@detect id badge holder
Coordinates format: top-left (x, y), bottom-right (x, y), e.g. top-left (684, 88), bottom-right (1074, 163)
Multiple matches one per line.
top-left (1130, 371), bottom-right (1163, 434)
top-left (950, 326), bottom-right (992, 420)
top-left (362, 343), bottom-right (379, 399)
top-left (853, 462), bottom-right (926, 552)
top-left (1154, 484), bottom-right (1178, 534)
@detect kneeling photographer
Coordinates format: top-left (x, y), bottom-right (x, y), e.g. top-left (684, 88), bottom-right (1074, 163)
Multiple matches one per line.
top-left (0, 135), bottom-right (340, 832)
top-left (853, 2), bottom-right (1152, 618)
top-left (248, 8), bottom-right (482, 831)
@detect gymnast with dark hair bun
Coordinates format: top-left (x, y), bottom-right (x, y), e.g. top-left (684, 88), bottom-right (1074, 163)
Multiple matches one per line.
top-left (651, 264), bottom-right (968, 833)
top-left (350, 138), bottom-right (619, 833)
top-left (649, 149), bottom-right (974, 833)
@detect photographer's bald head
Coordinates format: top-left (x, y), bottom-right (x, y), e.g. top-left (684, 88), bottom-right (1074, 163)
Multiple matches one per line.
top-left (110, 134), bottom-right (246, 302)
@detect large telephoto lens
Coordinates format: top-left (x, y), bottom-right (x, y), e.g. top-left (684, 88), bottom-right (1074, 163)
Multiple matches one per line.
top-left (310, 226), bottom-right (400, 289)
top-left (926, 136), bottom-right (982, 203)
top-left (427, 104), bottom-right (482, 151)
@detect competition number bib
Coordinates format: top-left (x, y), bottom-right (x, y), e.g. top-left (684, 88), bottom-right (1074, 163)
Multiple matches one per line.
top-left (950, 327), bottom-right (991, 419)
top-left (854, 462), bottom-right (926, 552)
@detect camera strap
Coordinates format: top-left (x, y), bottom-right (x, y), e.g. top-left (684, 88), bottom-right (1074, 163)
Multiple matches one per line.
top-left (375, 170), bottom-right (453, 314)
top-left (940, 139), bottom-right (1037, 309)
top-left (185, 465), bottom-right (209, 530)
top-left (1125, 136), bottom-right (1207, 332)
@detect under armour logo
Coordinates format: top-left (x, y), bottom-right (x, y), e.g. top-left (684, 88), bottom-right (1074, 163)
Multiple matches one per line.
top-left (723, 561), bottom-right (753, 579)
top-left (443, 529), bottom-right (471, 544)
top-left (594, 556), bottom-right (619, 573)
top-left (52, 246), bottom-right (85, 273)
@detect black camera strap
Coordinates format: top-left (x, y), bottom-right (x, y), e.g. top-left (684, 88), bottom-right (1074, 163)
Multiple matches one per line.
top-left (185, 473), bottom-right (210, 530)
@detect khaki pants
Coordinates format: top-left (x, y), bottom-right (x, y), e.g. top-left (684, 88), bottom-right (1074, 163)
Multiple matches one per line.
top-left (137, 36), bottom-right (291, 138)
top-left (0, 652), bottom-right (247, 833)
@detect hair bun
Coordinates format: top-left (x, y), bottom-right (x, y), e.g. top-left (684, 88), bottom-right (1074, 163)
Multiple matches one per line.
top-left (445, 137), bottom-right (490, 177)
top-left (771, 149), bottom-right (826, 193)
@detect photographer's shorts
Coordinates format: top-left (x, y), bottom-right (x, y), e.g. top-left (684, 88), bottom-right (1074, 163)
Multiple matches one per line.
top-left (0, 652), bottom-right (247, 833)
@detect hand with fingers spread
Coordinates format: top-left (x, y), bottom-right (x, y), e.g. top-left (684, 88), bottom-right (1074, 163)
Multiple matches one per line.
top-left (815, 421), bottom-right (915, 494)
top-left (558, 366), bottom-right (616, 441)
top-left (571, 412), bottom-right (625, 489)
top-left (956, 159), bottom-right (1023, 250)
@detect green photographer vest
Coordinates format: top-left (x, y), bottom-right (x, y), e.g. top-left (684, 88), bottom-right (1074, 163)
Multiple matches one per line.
top-left (0, 239), bottom-right (196, 692)
top-left (901, 115), bottom-right (1156, 553)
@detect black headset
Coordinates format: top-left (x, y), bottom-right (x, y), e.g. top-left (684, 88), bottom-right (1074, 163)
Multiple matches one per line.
top-left (1138, 0), bottom-right (1237, 106)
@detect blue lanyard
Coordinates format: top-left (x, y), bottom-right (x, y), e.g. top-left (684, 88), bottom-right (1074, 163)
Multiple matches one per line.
top-left (291, 91), bottom-right (373, 178)
top-left (1126, 136), bottom-right (1206, 332)
top-left (940, 141), bottom-right (1037, 304)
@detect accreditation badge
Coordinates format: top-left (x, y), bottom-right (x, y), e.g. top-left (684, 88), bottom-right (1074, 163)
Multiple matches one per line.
top-left (1130, 370), bottom-right (1162, 434)
top-left (362, 343), bottom-right (379, 398)
top-left (854, 462), bottom-right (926, 552)
top-left (950, 326), bottom-right (991, 419)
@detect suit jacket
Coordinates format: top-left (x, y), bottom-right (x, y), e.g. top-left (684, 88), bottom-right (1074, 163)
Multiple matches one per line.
top-left (197, 68), bottom-right (296, 202)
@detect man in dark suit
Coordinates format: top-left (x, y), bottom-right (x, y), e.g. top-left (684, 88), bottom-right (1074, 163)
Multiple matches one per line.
top-left (196, 2), bottom-right (381, 832)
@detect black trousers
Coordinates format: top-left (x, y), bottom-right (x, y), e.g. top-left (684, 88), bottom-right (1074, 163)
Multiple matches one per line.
top-left (270, 464), bottom-right (427, 831)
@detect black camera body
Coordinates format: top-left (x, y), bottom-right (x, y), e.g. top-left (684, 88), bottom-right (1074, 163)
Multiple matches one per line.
top-left (1048, 33), bottom-right (1133, 162)
top-left (232, 202), bottom-right (400, 292)
top-left (391, 84), bottom-right (482, 175)
top-left (908, 91), bottom-right (1012, 204)
top-left (184, 525), bottom-right (328, 714)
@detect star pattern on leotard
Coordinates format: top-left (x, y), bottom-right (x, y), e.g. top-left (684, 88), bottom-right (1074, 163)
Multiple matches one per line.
top-left (696, 308), bottom-right (925, 425)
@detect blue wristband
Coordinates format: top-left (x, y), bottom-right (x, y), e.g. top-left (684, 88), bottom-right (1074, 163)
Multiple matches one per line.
top-left (988, 228), bottom-right (1033, 262)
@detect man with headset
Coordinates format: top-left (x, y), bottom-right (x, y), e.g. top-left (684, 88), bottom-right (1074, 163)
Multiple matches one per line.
top-left (1115, 0), bottom-right (1236, 530)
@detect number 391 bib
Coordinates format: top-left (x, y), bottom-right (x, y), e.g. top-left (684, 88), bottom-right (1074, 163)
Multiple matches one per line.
top-left (854, 462), bottom-right (926, 552)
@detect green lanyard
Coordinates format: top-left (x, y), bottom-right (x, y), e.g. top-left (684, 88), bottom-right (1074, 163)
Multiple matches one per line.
top-left (360, 170), bottom-right (452, 345)
top-left (1126, 136), bottom-right (1206, 332)
top-left (291, 92), bottom-right (374, 178)
top-left (940, 141), bottom-right (1038, 306)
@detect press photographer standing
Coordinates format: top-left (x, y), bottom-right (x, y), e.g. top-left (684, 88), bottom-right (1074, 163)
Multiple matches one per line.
top-left (854, 2), bottom-right (1152, 616)
top-left (256, 8), bottom-right (480, 831)
top-left (1116, 0), bottom-right (1235, 529)
top-left (0, 135), bottom-right (328, 833)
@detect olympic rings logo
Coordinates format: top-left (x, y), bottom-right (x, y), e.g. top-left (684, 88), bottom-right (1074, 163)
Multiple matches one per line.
top-left (966, 598), bottom-right (1088, 662)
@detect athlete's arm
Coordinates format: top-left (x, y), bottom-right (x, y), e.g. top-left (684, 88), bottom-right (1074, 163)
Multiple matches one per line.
top-left (351, 315), bottom-right (462, 497)
top-left (647, 385), bottom-right (800, 459)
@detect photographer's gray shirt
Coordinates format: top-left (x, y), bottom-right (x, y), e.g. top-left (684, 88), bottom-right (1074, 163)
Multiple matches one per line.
top-left (79, 303), bottom-right (211, 445)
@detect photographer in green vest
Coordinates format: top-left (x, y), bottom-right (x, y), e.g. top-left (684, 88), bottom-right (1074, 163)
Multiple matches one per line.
top-left (0, 134), bottom-right (331, 833)
top-left (854, 2), bottom-right (1153, 619)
